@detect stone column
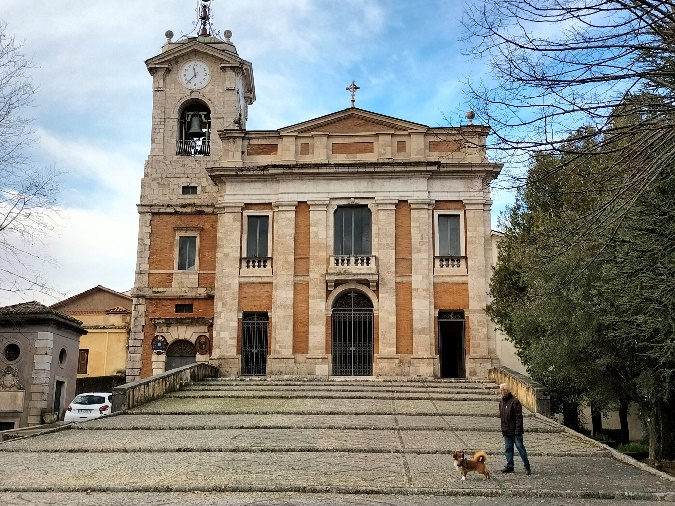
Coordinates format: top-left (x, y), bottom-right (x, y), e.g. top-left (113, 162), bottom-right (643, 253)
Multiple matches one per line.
top-left (374, 199), bottom-right (397, 375)
top-left (307, 200), bottom-right (329, 375)
top-left (464, 199), bottom-right (495, 378)
top-left (409, 199), bottom-right (436, 376)
top-left (268, 201), bottom-right (297, 374)
top-left (211, 202), bottom-right (243, 376)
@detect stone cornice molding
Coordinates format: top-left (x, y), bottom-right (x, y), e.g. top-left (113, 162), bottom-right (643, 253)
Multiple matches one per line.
top-left (206, 162), bottom-right (503, 185)
top-left (273, 201), bottom-right (299, 212)
top-left (136, 204), bottom-right (216, 214)
top-left (375, 198), bottom-right (399, 210)
top-left (408, 199), bottom-right (434, 209)
top-left (308, 199), bottom-right (330, 209)
top-left (215, 202), bottom-right (244, 213)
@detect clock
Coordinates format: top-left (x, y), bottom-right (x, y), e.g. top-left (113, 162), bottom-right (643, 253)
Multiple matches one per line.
top-left (180, 60), bottom-right (211, 90)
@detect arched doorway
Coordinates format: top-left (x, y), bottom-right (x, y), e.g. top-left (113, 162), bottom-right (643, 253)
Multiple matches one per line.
top-left (165, 340), bottom-right (196, 371)
top-left (331, 290), bottom-right (374, 376)
top-left (438, 311), bottom-right (466, 378)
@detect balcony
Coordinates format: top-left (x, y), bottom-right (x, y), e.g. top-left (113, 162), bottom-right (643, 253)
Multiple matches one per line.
top-left (240, 257), bottom-right (273, 277)
top-left (176, 139), bottom-right (210, 157)
top-left (433, 256), bottom-right (467, 276)
top-left (327, 255), bottom-right (378, 290)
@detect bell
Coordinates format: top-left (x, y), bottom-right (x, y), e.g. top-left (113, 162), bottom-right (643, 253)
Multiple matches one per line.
top-left (187, 113), bottom-right (204, 138)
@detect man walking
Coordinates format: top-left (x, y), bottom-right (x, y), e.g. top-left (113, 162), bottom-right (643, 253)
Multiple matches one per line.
top-left (499, 383), bottom-right (531, 475)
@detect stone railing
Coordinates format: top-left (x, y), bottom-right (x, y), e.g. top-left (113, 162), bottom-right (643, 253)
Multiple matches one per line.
top-left (176, 138), bottom-right (210, 156)
top-left (488, 365), bottom-right (551, 417)
top-left (327, 255), bottom-right (378, 290)
top-left (111, 362), bottom-right (220, 413)
top-left (433, 256), bottom-right (468, 275)
top-left (240, 257), bottom-right (273, 277)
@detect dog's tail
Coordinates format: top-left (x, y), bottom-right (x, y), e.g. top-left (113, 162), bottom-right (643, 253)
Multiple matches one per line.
top-left (474, 451), bottom-right (488, 462)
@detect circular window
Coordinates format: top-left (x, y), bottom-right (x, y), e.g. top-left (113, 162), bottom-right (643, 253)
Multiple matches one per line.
top-left (59, 348), bottom-right (67, 365)
top-left (4, 343), bottom-right (21, 362)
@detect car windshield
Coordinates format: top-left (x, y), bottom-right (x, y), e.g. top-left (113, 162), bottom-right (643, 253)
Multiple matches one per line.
top-left (72, 395), bottom-right (106, 405)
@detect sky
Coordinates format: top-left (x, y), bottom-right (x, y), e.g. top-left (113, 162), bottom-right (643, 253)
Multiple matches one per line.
top-left (0, 0), bottom-right (515, 306)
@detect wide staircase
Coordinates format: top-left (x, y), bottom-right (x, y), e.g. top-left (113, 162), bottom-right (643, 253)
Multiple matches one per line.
top-left (1, 378), bottom-right (674, 505)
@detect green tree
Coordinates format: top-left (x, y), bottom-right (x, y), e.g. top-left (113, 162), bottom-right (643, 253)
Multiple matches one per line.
top-left (489, 111), bottom-right (675, 464)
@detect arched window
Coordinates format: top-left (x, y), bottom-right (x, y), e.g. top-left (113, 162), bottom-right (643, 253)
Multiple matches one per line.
top-left (177, 101), bottom-right (211, 156)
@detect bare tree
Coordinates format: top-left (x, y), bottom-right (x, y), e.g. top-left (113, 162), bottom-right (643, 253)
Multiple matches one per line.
top-left (463, 1), bottom-right (675, 198)
top-left (0, 21), bottom-right (60, 299)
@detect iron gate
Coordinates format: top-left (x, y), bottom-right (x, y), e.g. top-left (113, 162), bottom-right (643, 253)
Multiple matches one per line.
top-left (242, 312), bottom-right (268, 376)
top-left (332, 291), bottom-right (374, 376)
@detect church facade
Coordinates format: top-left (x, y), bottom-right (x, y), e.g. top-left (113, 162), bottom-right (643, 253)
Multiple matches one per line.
top-left (126, 11), bottom-right (502, 382)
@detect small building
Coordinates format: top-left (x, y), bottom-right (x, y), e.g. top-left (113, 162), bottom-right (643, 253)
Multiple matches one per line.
top-left (0, 302), bottom-right (86, 429)
top-left (51, 285), bottom-right (132, 380)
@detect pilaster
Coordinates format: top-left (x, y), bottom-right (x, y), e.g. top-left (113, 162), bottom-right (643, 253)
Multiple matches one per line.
top-left (409, 199), bottom-right (435, 361)
top-left (375, 199), bottom-right (397, 356)
top-left (270, 201), bottom-right (297, 363)
top-left (308, 200), bottom-right (330, 372)
top-left (212, 203), bottom-right (243, 367)
top-left (464, 199), bottom-right (496, 377)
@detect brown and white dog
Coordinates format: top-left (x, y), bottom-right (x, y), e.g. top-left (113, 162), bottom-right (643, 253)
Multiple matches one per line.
top-left (452, 451), bottom-right (490, 480)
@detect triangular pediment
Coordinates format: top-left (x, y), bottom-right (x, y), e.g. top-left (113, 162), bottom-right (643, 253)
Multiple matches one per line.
top-left (146, 40), bottom-right (248, 68)
top-left (279, 108), bottom-right (428, 135)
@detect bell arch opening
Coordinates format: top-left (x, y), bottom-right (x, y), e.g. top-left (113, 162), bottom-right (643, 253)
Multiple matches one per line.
top-left (177, 100), bottom-right (211, 156)
top-left (331, 289), bottom-right (374, 376)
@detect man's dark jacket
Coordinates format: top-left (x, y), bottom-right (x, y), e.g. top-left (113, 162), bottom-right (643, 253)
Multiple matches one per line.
top-left (499, 392), bottom-right (524, 436)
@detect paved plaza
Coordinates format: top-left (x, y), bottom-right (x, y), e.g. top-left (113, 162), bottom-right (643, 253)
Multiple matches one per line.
top-left (1, 378), bottom-right (674, 505)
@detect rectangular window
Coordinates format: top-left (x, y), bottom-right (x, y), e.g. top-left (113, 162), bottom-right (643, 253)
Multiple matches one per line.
top-left (77, 349), bottom-right (89, 374)
top-left (175, 303), bottom-right (194, 313)
top-left (334, 205), bottom-right (372, 255)
top-left (178, 236), bottom-right (197, 270)
top-left (438, 214), bottom-right (461, 256)
top-left (246, 215), bottom-right (269, 257)
top-left (181, 185), bottom-right (198, 195)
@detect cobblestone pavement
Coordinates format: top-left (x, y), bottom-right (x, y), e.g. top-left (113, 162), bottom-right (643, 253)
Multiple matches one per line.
top-left (1, 379), bottom-right (674, 505)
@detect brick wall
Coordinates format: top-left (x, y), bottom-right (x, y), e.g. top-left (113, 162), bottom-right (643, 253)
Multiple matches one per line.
top-left (395, 202), bottom-right (412, 275)
top-left (239, 283), bottom-right (273, 311)
top-left (396, 282), bottom-right (413, 354)
top-left (332, 142), bottom-right (374, 154)
top-left (148, 214), bottom-right (217, 271)
top-left (140, 297), bottom-right (215, 378)
top-left (294, 202), bottom-right (310, 276)
top-left (395, 201), bottom-right (413, 354)
top-left (293, 282), bottom-right (309, 354)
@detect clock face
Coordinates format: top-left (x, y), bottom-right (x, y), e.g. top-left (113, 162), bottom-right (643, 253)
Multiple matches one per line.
top-left (180, 60), bottom-right (211, 90)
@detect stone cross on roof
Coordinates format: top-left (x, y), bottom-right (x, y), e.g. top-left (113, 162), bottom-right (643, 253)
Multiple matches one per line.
top-left (346, 80), bottom-right (360, 108)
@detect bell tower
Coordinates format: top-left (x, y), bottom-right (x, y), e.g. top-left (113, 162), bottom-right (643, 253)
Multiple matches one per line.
top-left (144, 0), bottom-right (255, 159)
top-left (127, 1), bottom-right (255, 382)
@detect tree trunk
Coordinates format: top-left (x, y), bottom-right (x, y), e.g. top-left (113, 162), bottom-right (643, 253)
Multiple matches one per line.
top-left (562, 401), bottom-right (581, 432)
top-left (618, 399), bottom-right (630, 444)
top-left (591, 403), bottom-right (603, 436)
top-left (660, 395), bottom-right (675, 460)
top-left (647, 408), bottom-right (662, 467)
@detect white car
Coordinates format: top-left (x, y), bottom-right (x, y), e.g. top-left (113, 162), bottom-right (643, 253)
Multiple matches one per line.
top-left (64, 392), bottom-right (113, 422)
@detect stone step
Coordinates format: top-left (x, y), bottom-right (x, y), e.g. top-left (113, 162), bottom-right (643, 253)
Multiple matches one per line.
top-left (168, 390), bottom-right (497, 401)
top-left (0, 452), bottom-right (672, 501)
top-left (1, 378), bottom-right (673, 503)
top-left (200, 378), bottom-right (498, 390)
top-left (73, 413), bottom-right (561, 432)
top-left (128, 397), bottom-right (512, 417)
top-left (0, 428), bottom-right (597, 456)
